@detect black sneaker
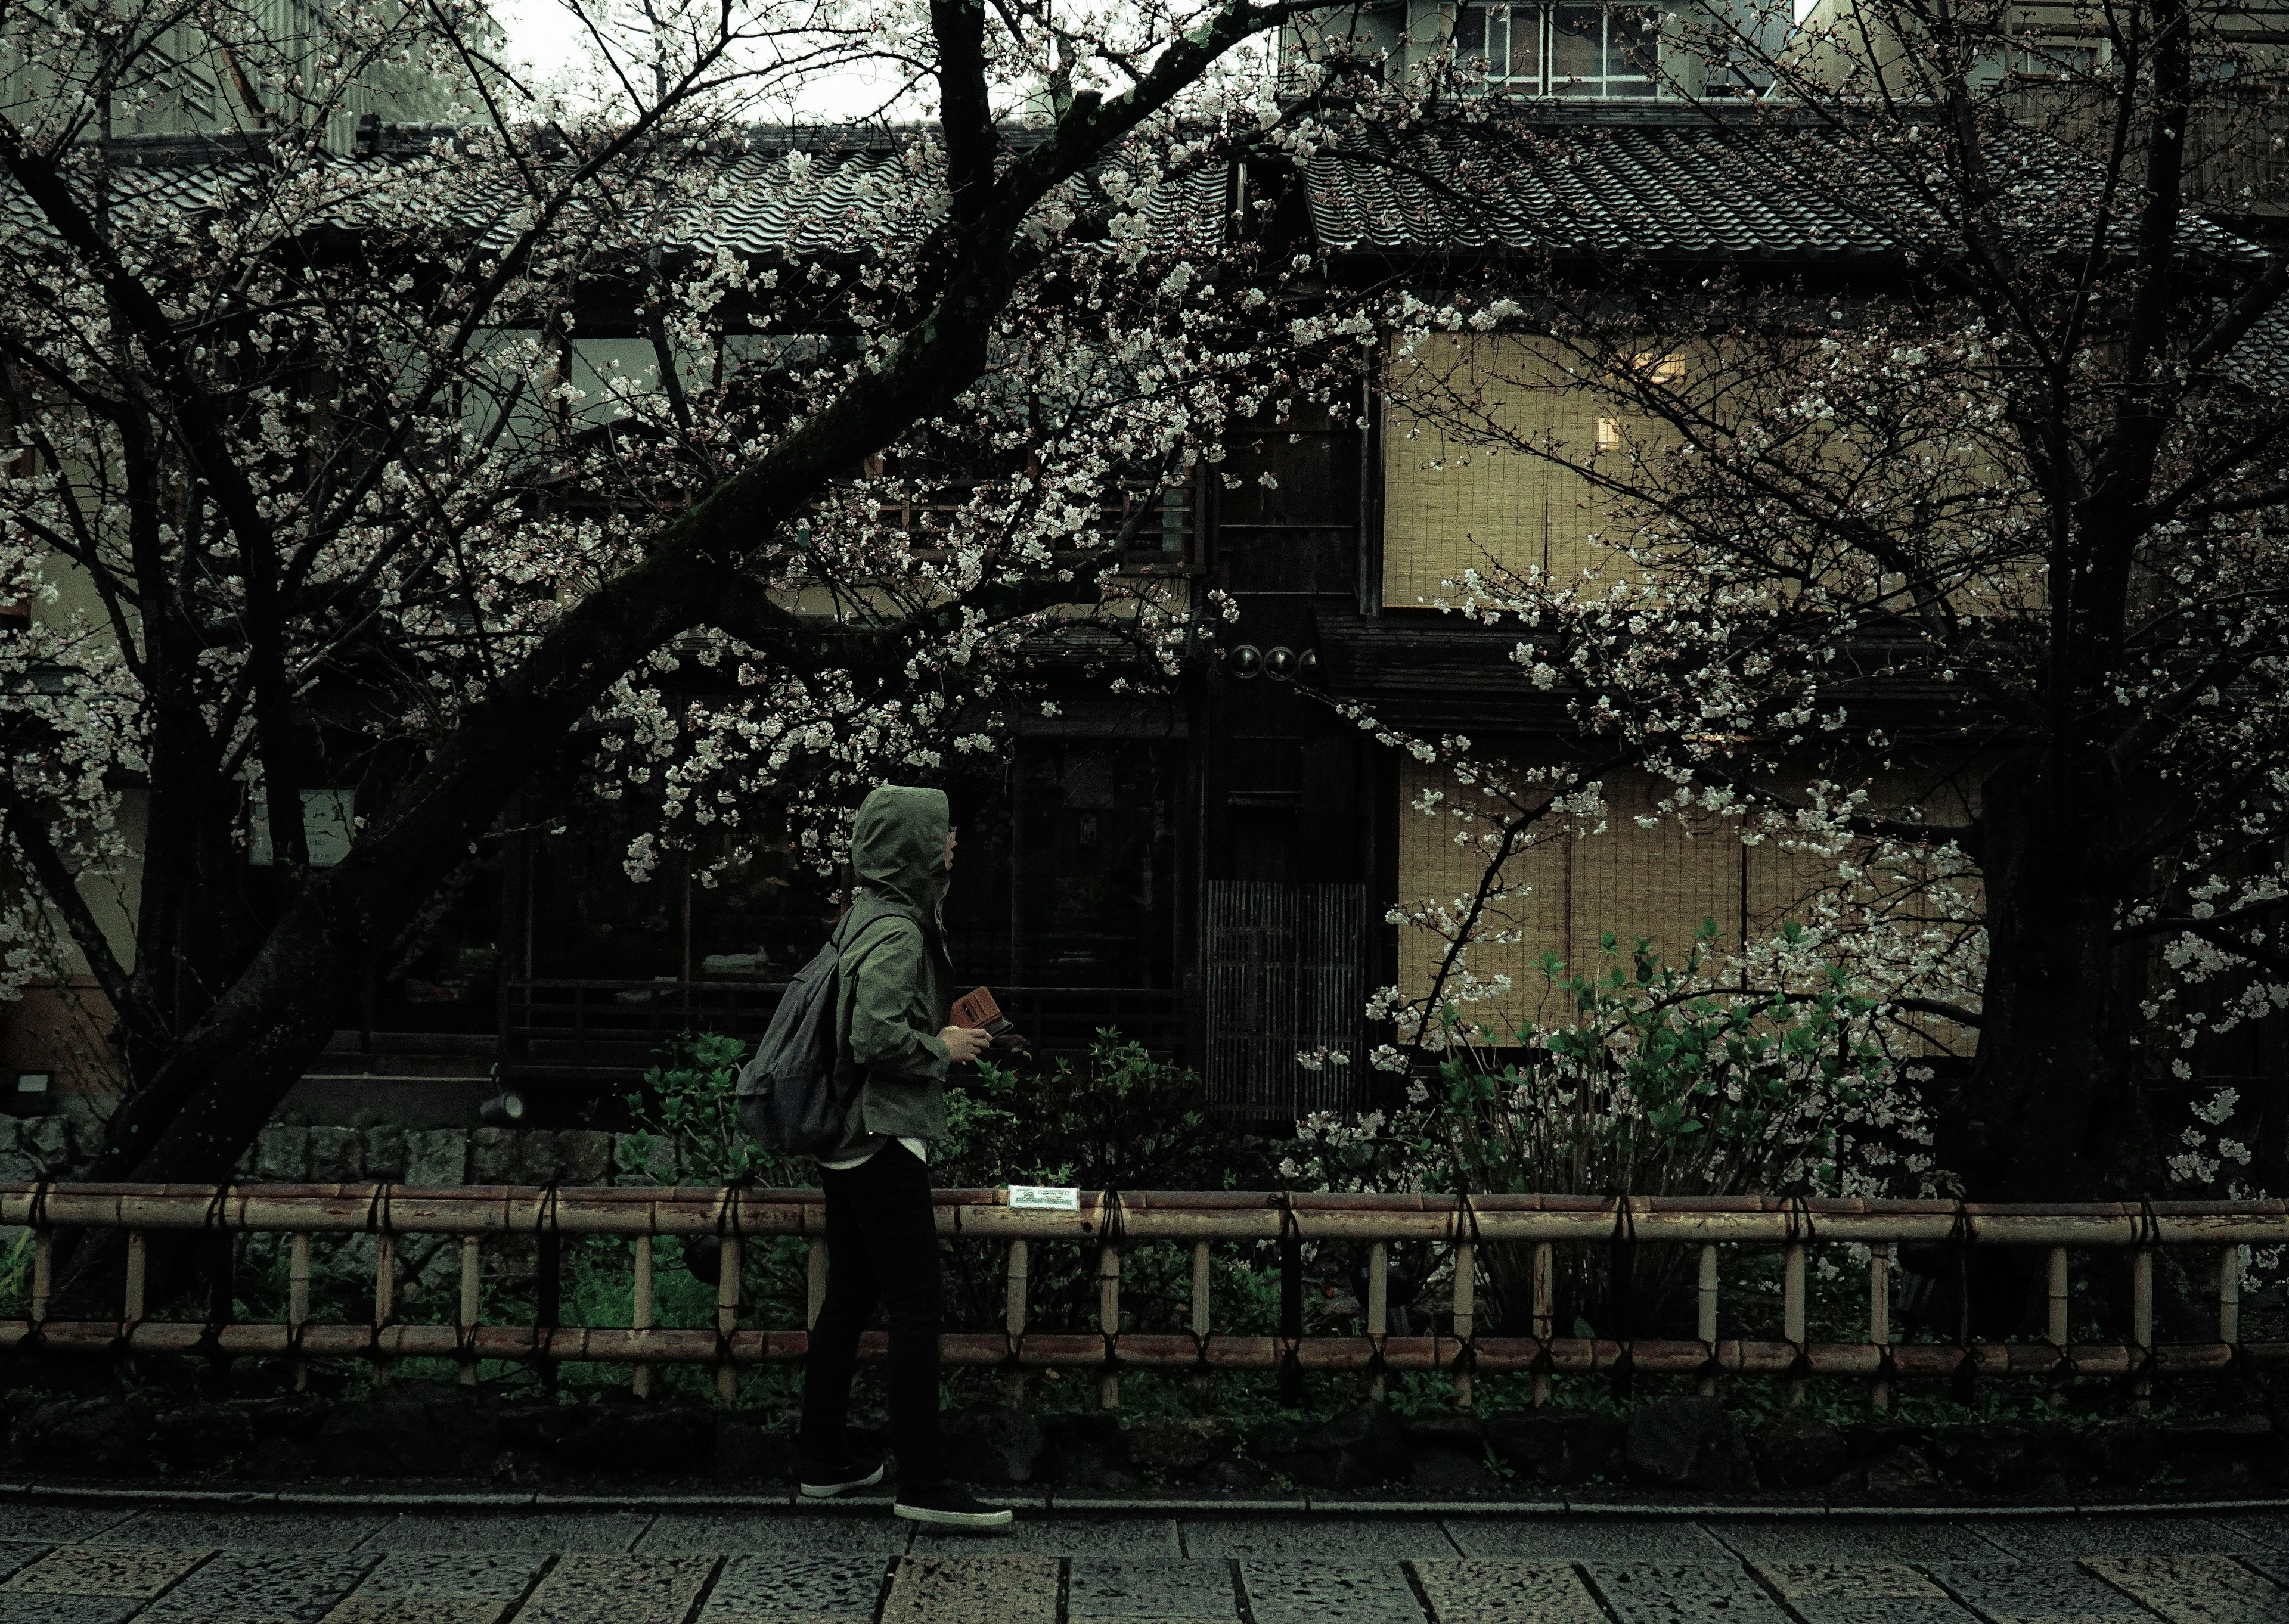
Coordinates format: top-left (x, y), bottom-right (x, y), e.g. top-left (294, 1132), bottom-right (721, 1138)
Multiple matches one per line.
top-left (798, 1452), bottom-right (886, 1499)
top-left (893, 1485), bottom-right (1016, 1529)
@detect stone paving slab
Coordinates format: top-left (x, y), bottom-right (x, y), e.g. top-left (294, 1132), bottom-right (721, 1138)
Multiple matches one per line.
top-left (1586, 1560), bottom-right (1797, 1624)
top-left (2, 1508), bottom-right (141, 1544)
top-left (1181, 1518), bottom-right (1459, 1560)
top-left (343, 1551), bottom-right (552, 1600)
top-left (2081, 1554), bottom-right (2289, 1624)
top-left (1926, 1558), bottom-right (2155, 1623)
top-left (1785, 1603), bottom-right (1988, 1624)
top-left (1971, 1518), bottom-right (2245, 1560)
top-left (0, 1544), bottom-right (46, 1584)
top-left (1066, 1558), bottom-right (1240, 1622)
top-left (0, 1597), bottom-right (146, 1624)
top-left (913, 1519), bottom-right (1180, 1558)
top-left (315, 1551), bottom-right (550, 1624)
top-left (697, 1554), bottom-right (890, 1623)
top-left (1715, 1524), bottom-right (2012, 1564)
top-left (637, 1516), bottom-right (911, 1557)
top-left (1757, 1564), bottom-right (1947, 1599)
top-left (317, 1602), bottom-right (518, 1624)
top-left (3, 1545), bottom-right (212, 1598)
top-left (1451, 1520), bottom-right (1735, 1562)
top-left (1236, 1559), bottom-right (1426, 1624)
top-left (94, 1514), bottom-right (385, 1553)
top-left (132, 1550), bottom-right (377, 1622)
top-left (879, 1555), bottom-right (1058, 1624)
top-left (361, 1513), bottom-right (652, 1553)
top-left (1411, 1557), bottom-right (1607, 1623)
top-left (511, 1553), bottom-right (717, 1624)
top-left (2210, 1516), bottom-right (2289, 1555)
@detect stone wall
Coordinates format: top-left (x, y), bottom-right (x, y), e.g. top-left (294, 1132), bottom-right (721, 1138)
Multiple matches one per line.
top-left (2, 1387), bottom-right (2282, 1498)
top-left (0, 1119), bottom-right (684, 1188)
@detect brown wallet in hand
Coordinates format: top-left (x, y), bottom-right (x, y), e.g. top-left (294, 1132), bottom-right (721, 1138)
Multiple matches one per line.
top-left (950, 986), bottom-right (1014, 1036)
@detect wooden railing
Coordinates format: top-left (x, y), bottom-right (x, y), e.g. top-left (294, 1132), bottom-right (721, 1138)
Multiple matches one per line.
top-left (1, 1185), bottom-right (2277, 1410)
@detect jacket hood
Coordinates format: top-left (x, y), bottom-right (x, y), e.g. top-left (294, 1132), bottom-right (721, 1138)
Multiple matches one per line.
top-left (849, 785), bottom-right (949, 916)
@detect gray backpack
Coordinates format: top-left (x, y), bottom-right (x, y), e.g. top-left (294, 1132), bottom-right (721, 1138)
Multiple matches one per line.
top-left (735, 912), bottom-right (900, 1154)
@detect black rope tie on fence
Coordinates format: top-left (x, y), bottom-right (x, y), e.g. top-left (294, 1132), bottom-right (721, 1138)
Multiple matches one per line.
top-left (1276, 1194), bottom-right (1303, 1403)
top-left (1784, 1195), bottom-right (1817, 1391)
top-left (15, 1179), bottom-right (52, 1364)
top-left (2130, 1198), bottom-right (2163, 1403)
top-left (1948, 1198), bottom-right (1978, 1404)
top-left (533, 1182), bottom-right (563, 1380)
top-left (194, 1179), bottom-right (237, 1373)
top-left (1449, 1190), bottom-right (1485, 1393)
top-left (709, 1184), bottom-right (739, 1378)
top-left (1605, 1193), bottom-right (1636, 1400)
top-left (364, 1182), bottom-right (396, 1369)
top-left (1100, 1189), bottom-right (1127, 1383)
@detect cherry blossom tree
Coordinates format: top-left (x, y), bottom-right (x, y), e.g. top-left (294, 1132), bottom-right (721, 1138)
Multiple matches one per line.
top-left (1340, 0), bottom-right (2289, 1199)
top-left (0, 0), bottom-right (1388, 1236)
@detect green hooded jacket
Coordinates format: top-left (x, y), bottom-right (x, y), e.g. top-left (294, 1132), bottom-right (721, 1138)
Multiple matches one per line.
top-left (826, 784), bottom-right (955, 1160)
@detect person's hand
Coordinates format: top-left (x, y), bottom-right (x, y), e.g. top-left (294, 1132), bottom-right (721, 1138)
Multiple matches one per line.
top-left (938, 1025), bottom-right (992, 1063)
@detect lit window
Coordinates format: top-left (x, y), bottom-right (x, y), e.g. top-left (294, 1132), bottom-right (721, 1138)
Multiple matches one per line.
top-left (1596, 418), bottom-right (1622, 452)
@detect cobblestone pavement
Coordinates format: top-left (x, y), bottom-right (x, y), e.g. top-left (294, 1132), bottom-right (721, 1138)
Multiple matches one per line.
top-left (3, 1503), bottom-right (2288, 1623)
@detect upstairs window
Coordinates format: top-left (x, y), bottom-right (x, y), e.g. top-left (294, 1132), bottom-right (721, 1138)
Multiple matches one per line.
top-left (1454, 2), bottom-right (1544, 87)
top-left (1455, 2), bottom-right (1667, 97)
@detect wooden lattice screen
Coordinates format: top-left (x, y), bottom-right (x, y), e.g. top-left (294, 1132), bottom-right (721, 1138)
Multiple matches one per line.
top-left (1205, 880), bottom-right (1367, 1120)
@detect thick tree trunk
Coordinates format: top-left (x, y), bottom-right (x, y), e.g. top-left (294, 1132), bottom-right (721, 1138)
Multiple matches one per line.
top-left (1953, 745), bottom-right (2151, 1198)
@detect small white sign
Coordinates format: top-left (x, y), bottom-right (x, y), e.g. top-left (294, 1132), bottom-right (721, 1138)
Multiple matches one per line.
top-left (1008, 1185), bottom-right (1081, 1210)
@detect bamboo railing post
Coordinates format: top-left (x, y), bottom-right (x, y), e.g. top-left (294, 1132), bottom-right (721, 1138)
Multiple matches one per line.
top-left (30, 1229), bottom-right (52, 1321)
top-left (715, 1233), bottom-right (743, 1403)
top-left (1099, 1246), bottom-right (1121, 1411)
top-left (2132, 1247), bottom-right (2155, 1412)
top-left (1782, 1240), bottom-right (1806, 1405)
top-left (1006, 1239), bottom-right (1029, 1409)
top-left (1189, 1240), bottom-right (1212, 1398)
top-left (372, 1232), bottom-right (396, 1388)
top-left (1453, 1239), bottom-right (1475, 1408)
top-left (123, 1231), bottom-right (146, 1323)
top-left (1696, 1244), bottom-right (1719, 1398)
top-left (120, 1230), bottom-right (147, 1375)
top-left (289, 1232), bottom-right (312, 1392)
top-left (2045, 1244), bottom-right (2070, 1405)
top-left (456, 1235), bottom-right (480, 1387)
top-left (1530, 1240), bottom-right (1552, 1408)
top-left (2220, 1244), bottom-right (2242, 1347)
top-left (1366, 1240), bottom-right (1388, 1401)
top-left (1869, 1243), bottom-right (1891, 1412)
top-left (630, 1234), bottom-right (654, 1400)
top-left (807, 1237), bottom-right (828, 1330)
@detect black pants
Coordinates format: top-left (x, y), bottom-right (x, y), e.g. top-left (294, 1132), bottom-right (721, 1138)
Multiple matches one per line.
top-left (799, 1141), bottom-right (944, 1487)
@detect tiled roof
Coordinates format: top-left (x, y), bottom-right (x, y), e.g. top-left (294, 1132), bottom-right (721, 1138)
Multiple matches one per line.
top-left (1302, 109), bottom-right (2267, 265)
top-left (2220, 291), bottom-right (2289, 392)
top-left (2, 126), bottom-right (1227, 260)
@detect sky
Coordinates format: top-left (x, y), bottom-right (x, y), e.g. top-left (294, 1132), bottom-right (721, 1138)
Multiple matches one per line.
top-left (491, 0), bottom-right (582, 88)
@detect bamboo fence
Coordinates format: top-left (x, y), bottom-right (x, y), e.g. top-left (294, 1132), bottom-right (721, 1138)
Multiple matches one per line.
top-left (1, 1183), bottom-right (2279, 1409)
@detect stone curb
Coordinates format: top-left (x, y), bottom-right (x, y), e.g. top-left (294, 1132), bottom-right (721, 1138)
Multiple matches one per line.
top-left (4, 1478), bottom-right (2287, 1516)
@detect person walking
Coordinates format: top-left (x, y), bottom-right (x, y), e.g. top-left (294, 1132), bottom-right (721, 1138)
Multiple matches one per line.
top-left (796, 784), bottom-right (1011, 1529)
